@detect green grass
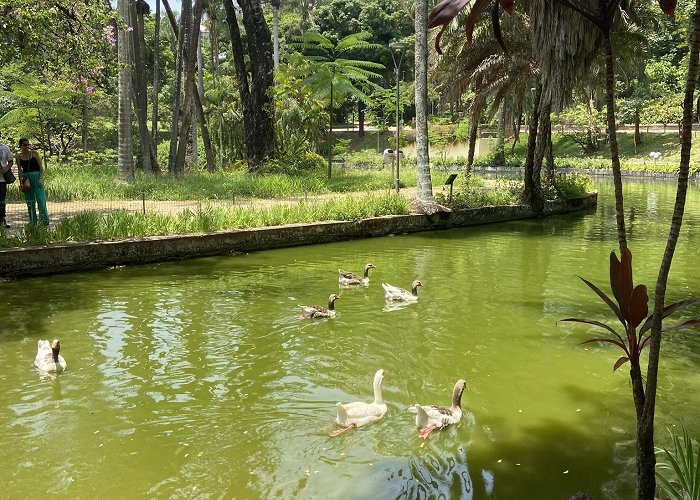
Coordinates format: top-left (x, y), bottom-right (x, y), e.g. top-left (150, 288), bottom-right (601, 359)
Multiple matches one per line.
top-left (509, 132), bottom-right (698, 172)
top-left (0, 192), bottom-right (411, 247)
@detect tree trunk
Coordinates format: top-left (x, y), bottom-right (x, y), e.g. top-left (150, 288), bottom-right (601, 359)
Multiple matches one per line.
top-left (165, 0), bottom-right (183, 173)
top-left (161, 2), bottom-right (215, 173)
top-left (81, 93), bottom-right (88, 152)
top-left (117, 0), bottom-right (134, 182)
top-left (603, 31), bottom-right (627, 252)
top-left (414, 0), bottom-right (433, 202)
top-left (358, 100), bottom-right (365, 137)
top-left (152, 0), bottom-right (161, 146)
top-left (493, 101), bottom-right (506, 166)
top-left (466, 106), bottom-right (481, 178)
top-left (132, 0), bottom-right (157, 173)
top-left (634, 110), bottom-right (641, 147)
top-left (272, 0), bottom-right (280, 71)
top-left (175, 0), bottom-right (201, 174)
top-left (327, 82), bottom-right (333, 179)
top-left (223, 0), bottom-right (276, 172)
top-left (534, 102), bottom-right (550, 189)
top-left (545, 117), bottom-right (554, 185)
top-left (640, 3), bottom-right (700, 499)
top-left (523, 84), bottom-right (543, 213)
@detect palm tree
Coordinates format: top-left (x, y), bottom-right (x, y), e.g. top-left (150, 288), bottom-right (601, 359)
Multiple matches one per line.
top-left (293, 31), bottom-right (384, 179)
top-left (414, 0), bottom-right (434, 203)
top-left (117, 0), bottom-right (134, 182)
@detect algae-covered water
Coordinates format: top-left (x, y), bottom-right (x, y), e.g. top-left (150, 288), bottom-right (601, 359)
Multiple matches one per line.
top-left (1, 178), bottom-right (699, 499)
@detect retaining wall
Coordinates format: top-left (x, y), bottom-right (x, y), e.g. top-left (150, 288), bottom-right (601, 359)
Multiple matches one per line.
top-left (0, 193), bottom-right (597, 279)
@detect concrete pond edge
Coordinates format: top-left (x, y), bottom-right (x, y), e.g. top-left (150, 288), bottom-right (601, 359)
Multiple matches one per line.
top-left (0, 193), bottom-right (597, 279)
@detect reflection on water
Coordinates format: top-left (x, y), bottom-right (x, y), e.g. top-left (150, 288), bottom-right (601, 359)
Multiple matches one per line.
top-left (0, 178), bottom-right (699, 498)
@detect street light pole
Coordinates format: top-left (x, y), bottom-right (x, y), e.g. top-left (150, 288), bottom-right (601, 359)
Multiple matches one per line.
top-left (390, 41), bottom-right (408, 193)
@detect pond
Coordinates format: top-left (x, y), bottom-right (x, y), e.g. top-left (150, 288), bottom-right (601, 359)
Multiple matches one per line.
top-left (1, 178), bottom-right (699, 499)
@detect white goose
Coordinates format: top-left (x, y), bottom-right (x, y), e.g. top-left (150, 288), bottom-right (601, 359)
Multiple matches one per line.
top-left (34, 339), bottom-right (67, 373)
top-left (331, 369), bottom-right (387, 436)
top-left (382, 280), bottom-right (423, 301)
top-left (411, 379), bottom-right (466, 439)
top-left (299, 294), bottom-right (340, 319)
top-left (338, 263), bottom-right (376, 286)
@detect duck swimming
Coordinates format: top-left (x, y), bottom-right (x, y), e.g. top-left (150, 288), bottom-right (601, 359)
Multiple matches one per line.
top-left (382, 280), bottom-right (423, 301)
top-left (34, 339), bottom-right (67, 373)
top-left (332, 369), bottom-right (387, 436)
top-left (338, 263), bottom-right (376, 286)
top-left (411, 379), bottom-right (466, 439)
top-left (299, 294), bottom-right (340, 319)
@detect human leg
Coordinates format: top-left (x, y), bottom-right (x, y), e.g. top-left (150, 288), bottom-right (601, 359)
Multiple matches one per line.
top-left (24, 172), bottom-right (38, 224)
top-left (0, 182), bottom-right (7, 227)
top-left (34, 182), bottom-right (49, 225)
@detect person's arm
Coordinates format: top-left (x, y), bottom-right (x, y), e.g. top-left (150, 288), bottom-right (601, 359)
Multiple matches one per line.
top-left (35, 151), bottom-right (44, 186)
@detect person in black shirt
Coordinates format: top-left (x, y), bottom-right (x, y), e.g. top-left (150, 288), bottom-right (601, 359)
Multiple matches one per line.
top-left (15, 138), bottom-right (49, 226)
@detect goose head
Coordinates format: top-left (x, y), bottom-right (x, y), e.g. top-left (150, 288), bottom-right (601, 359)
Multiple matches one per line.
top-left (363, 263), bottom-right (376, 277)
top-left (328, 294), bottom-right (340, 310)
top-left (452, 379), bottom-right (467, 408)
top-left (411, 280), bottom-right (423, 295)
top-left (51, 339), bottom-right (61, 363)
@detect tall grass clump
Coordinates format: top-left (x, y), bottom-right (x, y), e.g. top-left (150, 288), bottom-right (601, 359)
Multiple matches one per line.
top-left (434, 176), bottom-right (520, 209)
top-left (0, 193), bottom-right (409, 247)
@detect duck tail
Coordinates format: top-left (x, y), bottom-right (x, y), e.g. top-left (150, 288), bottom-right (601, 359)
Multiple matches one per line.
top-left (336, 402), bottom-right (349, 424)
top-left (414, 404), bottom-right (430, 427)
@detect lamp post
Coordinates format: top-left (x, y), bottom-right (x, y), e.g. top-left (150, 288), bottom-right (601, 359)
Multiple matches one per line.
top-left (389, 41), bottom-right (408, 193)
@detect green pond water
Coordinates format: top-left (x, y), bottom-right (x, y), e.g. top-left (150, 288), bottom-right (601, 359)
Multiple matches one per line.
top-left (2, 178), bottom-right (700, 499)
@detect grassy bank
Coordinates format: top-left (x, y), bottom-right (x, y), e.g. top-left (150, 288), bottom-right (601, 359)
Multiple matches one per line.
top-left (0, 192), bottom-right (411, 248)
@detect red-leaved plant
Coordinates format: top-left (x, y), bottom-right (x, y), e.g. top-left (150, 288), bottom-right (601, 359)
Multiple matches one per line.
top-left (562, 248), bottom-right (700, 371)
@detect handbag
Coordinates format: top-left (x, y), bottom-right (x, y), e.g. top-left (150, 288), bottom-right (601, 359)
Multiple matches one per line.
top-left (3, 169), bottom-right (15, 184)
top-left (21, 177), bottom-right (30, 193)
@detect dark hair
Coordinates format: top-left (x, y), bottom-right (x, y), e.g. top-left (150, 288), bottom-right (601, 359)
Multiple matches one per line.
top-left (19, 138), bottom-right (28, 146)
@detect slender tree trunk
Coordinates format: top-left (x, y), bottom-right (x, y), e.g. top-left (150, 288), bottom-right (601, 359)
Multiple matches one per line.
top-left (175, 0), bottom-right (201, 174)
top-left (117, 0), bottom-right (134, 181)
top-left (327, 82), bottom-right (333, 179)
top-left (634, 110), bottom-right (641, 147)
top-left (132, 0), bottom-right (156, 172)
top-left (162, 2), bottom-right (214, 173)
top-left (603, 31), bottom-right (627, 251)
top-left (545, 118), bottom-right (554, 185)
top-left (534, 102), bottom-right (550, 189)
top-left (358, 100), bottom-right (365, 137)
top-left (272, 0), bottom-right (280, 71)
top-left (640, 3), bottom-right (700, 499)
top-left (466, 106), bottom-right (481, 178)
top-left (152, 0), bottom-right (161, 146)
top-left (165, 0), bottom-right (183, 173)
top-left (523, 84), bottom-right (543, 212)
top-left (493, 101), bottom-right (506, 166)
top-left (414, 0), bottom-right (434, 202)
top-left (81, 94), bottom-right (88, 152)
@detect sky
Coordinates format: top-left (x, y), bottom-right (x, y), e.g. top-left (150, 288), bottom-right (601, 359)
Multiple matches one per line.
top-left (145, 0), bottom-right (181, 11)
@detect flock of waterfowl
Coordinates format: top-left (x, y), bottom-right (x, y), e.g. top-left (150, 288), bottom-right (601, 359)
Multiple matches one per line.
top-left (298, 263), bottom-right (424, 319)
top-left (299, 263), bottom-right (465, 438)
top-left (31, 264), bottom-right (464, 440)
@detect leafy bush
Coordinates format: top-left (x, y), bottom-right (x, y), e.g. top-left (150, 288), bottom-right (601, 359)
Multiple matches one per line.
top-left (550, 173), bottom-right (595, 199)
top-left (656, 426), bottom-right (700, 500)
